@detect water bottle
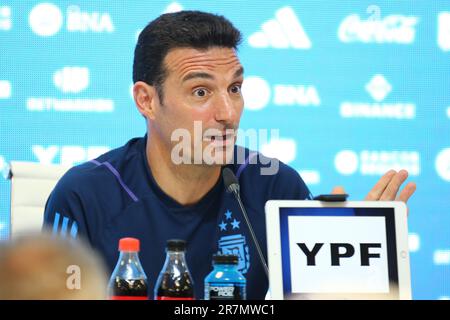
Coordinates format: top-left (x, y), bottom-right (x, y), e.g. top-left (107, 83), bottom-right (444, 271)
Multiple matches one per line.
top-left (204, 254), bottom-right (246, 300)
top-left (107, 237), bottom-right (149, 300)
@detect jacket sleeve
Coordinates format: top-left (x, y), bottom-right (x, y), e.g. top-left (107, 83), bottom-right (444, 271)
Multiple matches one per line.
top-left (42, 173), bottom-right (90, 243)
top-left (272, 162), bottom-right (314, 200)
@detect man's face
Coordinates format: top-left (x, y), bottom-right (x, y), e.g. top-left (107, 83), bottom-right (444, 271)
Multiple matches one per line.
top-left (152, 46), bottom-right (244, 166)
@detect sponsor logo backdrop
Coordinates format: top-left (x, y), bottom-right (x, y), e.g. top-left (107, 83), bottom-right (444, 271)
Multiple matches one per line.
top-left (0, 1), bottom-right (449, 299)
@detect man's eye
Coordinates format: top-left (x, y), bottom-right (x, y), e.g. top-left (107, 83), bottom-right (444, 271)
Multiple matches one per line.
top-left (193, 88), bottom-right (207, 97)
top-left (230, 85), bottom-right (241, 94)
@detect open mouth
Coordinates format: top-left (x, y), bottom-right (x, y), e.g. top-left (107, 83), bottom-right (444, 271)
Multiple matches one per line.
top-left (204, 133), bottom-right (235, 146)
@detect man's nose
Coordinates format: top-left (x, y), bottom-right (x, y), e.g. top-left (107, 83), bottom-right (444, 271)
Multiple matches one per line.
top-left (213, 92), bottom-right (237, 124)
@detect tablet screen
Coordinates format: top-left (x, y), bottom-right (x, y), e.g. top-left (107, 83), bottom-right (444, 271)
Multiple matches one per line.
top-left (279, 207), bottom-right (399, 299)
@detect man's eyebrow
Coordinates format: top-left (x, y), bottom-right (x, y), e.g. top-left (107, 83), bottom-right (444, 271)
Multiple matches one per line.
top-left (182, 72), bottom-right (214, 82)
top-left (233, 67), bottom-right (244, 79)
top-left (181, 67), bottom-right (244, 83)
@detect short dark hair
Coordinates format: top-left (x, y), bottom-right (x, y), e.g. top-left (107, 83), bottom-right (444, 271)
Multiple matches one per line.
top-left (133, 11), bottom-right (242, 101)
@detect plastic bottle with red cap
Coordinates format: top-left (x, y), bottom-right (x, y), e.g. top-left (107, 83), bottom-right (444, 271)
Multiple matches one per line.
top-left (107, 237), bottom-right (149, 300)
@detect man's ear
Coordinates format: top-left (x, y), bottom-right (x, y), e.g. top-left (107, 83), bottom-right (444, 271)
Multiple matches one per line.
top-left (133, 81), bottom-right (158, 120)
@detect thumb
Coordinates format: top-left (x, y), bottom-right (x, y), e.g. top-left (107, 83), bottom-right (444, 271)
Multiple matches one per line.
top-left (331, 186), bottom-right (346, 195)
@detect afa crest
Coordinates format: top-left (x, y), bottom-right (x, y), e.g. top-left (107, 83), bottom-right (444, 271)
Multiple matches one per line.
top-left (218, 234), bottom-right (250, 274)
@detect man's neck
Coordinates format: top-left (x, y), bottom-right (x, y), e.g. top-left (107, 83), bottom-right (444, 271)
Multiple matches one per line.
top-left (146, 134), bottom-right (221, 206)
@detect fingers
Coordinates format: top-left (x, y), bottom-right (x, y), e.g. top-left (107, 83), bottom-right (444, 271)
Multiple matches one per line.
top-left (331, 186), bottom-right (346, 195)
top-left (365, 170), bottom-right (397, 200)
top-left (380, 170), bottom-right (409, 201)
top-left (364, 170), bottom-right (416, 216)
top-left (396, 181), bottom-right (417, 203)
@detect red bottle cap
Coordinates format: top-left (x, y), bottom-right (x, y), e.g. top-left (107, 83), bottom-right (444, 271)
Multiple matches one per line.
top-left (119, 237), bottom-right (140, 252)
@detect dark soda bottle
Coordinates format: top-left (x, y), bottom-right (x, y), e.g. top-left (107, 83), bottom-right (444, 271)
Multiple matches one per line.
top-left (107, 237), bottom-right (149, 300)
top-left (154, 239), bottom-right (195, 300)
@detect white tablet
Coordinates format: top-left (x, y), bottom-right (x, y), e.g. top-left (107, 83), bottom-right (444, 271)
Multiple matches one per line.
top-left (265, 200), bottom-right (411, 300)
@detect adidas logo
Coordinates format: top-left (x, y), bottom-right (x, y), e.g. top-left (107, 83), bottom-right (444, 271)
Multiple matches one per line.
top-left (248, 6), bottom-right (311, 49)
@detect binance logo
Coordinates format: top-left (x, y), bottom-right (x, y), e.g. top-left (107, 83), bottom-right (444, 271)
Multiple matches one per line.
top-left (365, 74), bottom-right (392, 102)
top-left (340, 74), bottom-right (415, 120)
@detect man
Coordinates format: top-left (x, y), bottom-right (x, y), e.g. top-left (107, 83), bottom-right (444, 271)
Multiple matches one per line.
top-left (43, 11), bottom-right (416, 299)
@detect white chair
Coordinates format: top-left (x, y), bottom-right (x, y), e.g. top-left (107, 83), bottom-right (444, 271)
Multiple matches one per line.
top-left (7, 161), bottom-right (71, 239)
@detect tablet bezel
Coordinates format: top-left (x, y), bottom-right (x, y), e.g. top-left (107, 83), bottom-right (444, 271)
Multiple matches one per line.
top-left (265, 200), bottom-right (411, 300)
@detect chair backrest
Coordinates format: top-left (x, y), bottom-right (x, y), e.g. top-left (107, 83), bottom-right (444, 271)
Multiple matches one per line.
top-left (8, 161), bottom-right (71, 239)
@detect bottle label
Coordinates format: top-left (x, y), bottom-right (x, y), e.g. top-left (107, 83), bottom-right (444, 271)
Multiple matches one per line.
top-left (206, 283), bottom-right (246, 300)
top-left (155, 296), bottom-right (195, 300)
top-left (110, 296), bottom-right (148, 300)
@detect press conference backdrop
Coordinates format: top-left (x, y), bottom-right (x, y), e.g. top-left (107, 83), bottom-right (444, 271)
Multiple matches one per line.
top-left (0, 0), bottom-right (449, 299)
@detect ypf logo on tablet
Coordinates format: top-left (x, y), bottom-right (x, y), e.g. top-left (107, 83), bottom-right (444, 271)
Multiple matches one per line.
top-left (288, 216), bottom-right (389, 293)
